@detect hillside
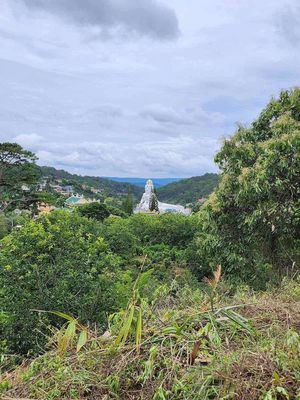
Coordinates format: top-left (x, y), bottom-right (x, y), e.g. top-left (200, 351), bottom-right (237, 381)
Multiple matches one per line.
top-left (157, 173), bottom-right (220, 205)
top-left (106, 177), bottom-right (183, 188)
top-left (40, 166), bottom-right (143, 199)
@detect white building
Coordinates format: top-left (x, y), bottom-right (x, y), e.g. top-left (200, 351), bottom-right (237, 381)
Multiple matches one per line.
top-left (135, 179), bottom-right (191, 215)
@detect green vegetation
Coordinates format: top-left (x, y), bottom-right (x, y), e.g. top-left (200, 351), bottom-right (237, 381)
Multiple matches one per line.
top-left (0, 88), bottom-right (299, 399)
top-left (2, 276), bottom-right (300, 399)
top-left (40, 166), bottom-right (143, 200)
top-left (0, 143), bottom-right (40, 212)
top-left (191, 89), bottom-right (300, 285)
top-left (121, 188), bottom-right (134, 215)
top-left (77, 202), bottom-right (110, 221)
top-left (157, 173), bottom-right (220, 205)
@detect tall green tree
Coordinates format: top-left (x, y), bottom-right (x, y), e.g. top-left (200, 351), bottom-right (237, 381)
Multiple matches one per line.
top-left (192, 88), bottom-right (300, 283)
top-left (149, 192), bottom-right (159, 212)
top-left (0, 143), bottom-right (40, 211)
top-left (122, 187), bottom-right (134, 215)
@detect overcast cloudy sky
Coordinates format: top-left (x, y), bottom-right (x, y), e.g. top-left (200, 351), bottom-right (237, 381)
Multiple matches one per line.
top-left (0, 0), bottom-right (299, 177)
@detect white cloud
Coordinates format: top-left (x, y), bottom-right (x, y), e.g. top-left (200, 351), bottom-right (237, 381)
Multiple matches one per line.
top-left (13, 133), bottom-right (43, 148)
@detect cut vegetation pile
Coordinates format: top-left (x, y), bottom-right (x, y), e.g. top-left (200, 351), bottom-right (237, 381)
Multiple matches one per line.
top-left (2, 273), bottom-right (300, 400)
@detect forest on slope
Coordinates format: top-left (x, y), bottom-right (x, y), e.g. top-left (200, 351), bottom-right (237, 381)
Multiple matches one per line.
top-left (157, 173), bottom-right (220, 205)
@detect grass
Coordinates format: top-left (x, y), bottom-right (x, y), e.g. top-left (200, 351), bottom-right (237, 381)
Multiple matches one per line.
top-left (1, 277), bottom-right (300, 399)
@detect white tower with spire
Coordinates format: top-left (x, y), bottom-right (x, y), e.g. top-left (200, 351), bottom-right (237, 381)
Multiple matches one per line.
top-left (136, 179), bottom-right (155, 212)
top-left (135, 179), bottom-right (191, 215)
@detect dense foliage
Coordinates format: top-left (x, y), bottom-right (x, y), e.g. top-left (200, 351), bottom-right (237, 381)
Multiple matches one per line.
top-left (0, 143), bottom-right (40, 211)
top-left (0, 210), bottom-right (198, 355)
top-left (77, 202), bottom-right (110, 221)
top-left (3, 278), bottom-right (300, 400)
top-left (192, 89), bottom-right (300, 284)
top-left (0, 211), bottom-right (137, 354)
top-left (157, 173), bottom-right (220, 205)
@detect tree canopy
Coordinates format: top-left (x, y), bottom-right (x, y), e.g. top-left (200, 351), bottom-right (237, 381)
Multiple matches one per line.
top-left (77, 202), bottom-right (110, 221)
top-left (193, 88), bottom-right (300, 283)
top-left (0, 143), bottom-right (40, 211)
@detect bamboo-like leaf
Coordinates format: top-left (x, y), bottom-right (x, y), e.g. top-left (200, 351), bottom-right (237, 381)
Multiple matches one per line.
top-left (136, 306), bottom-right (142, 351)
top-left (50, 311), bottom-right (77, 322)
top-left (76, 330), bottom-right (88, 353)
top-left (58, 320), bottom-right (76, 355)
top-left (32, 309), bottom-right (77, 323)
top-left (161, 326), bottom-right (178, 335)
top-left (121, 305), bottom-right (135, 345)
top-left (221, 309), bottom-right (253, 333)
top-left (114, 304), bottom-right (135, 347)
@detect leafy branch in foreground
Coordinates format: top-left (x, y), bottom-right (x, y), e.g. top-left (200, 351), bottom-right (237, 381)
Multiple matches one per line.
top-left (33, 310), bottom-right (89, 356)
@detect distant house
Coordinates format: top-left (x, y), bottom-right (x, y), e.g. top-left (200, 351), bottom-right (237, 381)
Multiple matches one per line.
top-left (50, 184), bottom-right (63, 193)
top-left (38, 178), bottom-right (48, 191)
top-left (62, 185), bottom-right (73, 195)
top-left (64, 194), bottom-right (92, 207)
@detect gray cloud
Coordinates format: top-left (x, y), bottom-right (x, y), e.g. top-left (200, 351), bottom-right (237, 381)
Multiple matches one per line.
top-left (18, 0), bottom-right (179, 40)
top-left (1, 0), bottom-right (300, 177)
top-left (277, 4), bottom-right (300, 46)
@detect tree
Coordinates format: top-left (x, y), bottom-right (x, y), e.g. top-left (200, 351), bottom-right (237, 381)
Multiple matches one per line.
top-left (77, 202), bottom-right (110, 221)
top-left (193, 88), bottom-right (300, 284)
top-left (149, 192), bottom-right (159, 212)
top-left (0, 143), bottom-right (40, 211)
top-left (122, 188), bottom-right (134, 215)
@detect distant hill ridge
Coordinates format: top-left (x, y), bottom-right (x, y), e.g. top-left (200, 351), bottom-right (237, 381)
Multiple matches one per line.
top-left (157, 173), bottom-right (220, 205)
top-left (39, 166), bottom-right (219, 205)
top-left (39, 166), bottom-right (143, 199)
top-left (106, 177), bottom-right (182, 188)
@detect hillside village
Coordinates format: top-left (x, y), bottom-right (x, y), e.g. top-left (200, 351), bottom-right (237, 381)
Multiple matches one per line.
top-left (15, 172), bottom-right (211, 217)
top-left (39, 178), bottom-right (195, 216)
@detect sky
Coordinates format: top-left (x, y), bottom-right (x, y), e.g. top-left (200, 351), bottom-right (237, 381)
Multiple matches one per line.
top-left (0, 0), bottom-right (299, 177)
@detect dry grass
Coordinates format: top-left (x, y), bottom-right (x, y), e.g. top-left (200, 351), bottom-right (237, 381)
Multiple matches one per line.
top-left (2, 279), bottom-right (300, 400)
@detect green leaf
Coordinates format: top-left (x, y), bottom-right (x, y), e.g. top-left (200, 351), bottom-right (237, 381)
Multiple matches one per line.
top-left (136, 306), bottom-right (142, 350)
top-left (58, 320), bottom-right (76, 355)
top-left (276, 386), bottom-right (289, 399)
top-left (76, 330), bottom-right (88, 353)
top-left (114, 304), bottom-right (135, 347)
top-left (49, 311), bottom-right (77, 323)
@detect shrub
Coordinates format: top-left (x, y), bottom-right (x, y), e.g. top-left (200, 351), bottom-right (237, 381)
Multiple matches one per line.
top-left (0, 211), bottom-right (132, 355)
top-left (128, 213), bottom-right (199, 247)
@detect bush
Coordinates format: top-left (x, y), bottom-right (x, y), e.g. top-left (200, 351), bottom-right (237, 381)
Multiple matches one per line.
top-left (128, 213), bottom-right (199, 247)
top-left (103, 217), bottom-right (139, 258)
top-left (0, 211), bottom-right (132, 355)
